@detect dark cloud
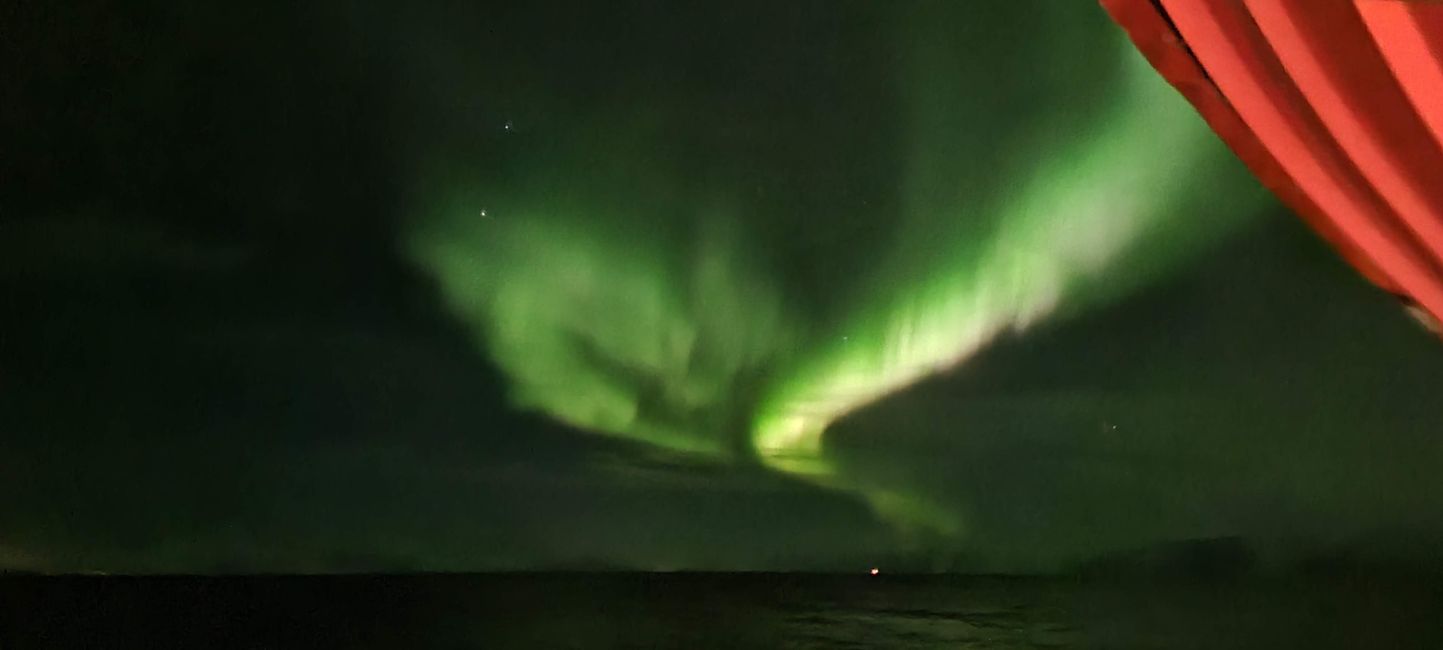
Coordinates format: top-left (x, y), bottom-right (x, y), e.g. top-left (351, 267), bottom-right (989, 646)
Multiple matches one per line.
top-left (825, 217), bottom-right (1443, 570)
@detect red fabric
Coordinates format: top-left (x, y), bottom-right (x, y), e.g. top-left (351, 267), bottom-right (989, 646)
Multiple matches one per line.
top-left (1101, 0), bottom-right (1443, 331)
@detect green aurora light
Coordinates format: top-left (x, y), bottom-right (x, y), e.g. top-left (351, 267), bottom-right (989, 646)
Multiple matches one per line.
top-left (408, 5), bottom-right (1268, 535)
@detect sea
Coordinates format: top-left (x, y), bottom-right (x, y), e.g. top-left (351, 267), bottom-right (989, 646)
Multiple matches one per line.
top-left (4, 572), bottom-right (1442, 649)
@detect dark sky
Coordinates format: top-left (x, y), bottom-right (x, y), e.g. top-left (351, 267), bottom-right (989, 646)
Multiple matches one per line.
top-left (3, 1), bottom-right (1441, 574)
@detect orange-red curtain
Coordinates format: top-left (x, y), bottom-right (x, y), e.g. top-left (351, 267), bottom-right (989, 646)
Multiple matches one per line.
top-left (1102, 0), bottom-right (1443, 333)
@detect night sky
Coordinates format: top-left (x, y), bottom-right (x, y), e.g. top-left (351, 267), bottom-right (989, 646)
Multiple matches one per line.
top-left (4, 1), bottom-right (1442, 574)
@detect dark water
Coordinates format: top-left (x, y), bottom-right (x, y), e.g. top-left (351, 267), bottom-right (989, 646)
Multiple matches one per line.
top-left (4, 573), bottom-right (1443, 649)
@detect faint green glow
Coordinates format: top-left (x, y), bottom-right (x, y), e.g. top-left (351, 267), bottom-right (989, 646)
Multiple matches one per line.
top-left (410, 9), bottom-right (1265, 536)
top-left (412, 189), bottom-right (798, 457)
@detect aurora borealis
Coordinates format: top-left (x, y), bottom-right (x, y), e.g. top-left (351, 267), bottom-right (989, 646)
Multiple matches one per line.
top-left (4, 1), bottom-right (1443, 574)
top-left (409, 3), bottom-right (1265, 534)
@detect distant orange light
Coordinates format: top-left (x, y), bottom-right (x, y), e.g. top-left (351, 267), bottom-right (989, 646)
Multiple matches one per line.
top-left (869, 568), bottom-right (879, 576)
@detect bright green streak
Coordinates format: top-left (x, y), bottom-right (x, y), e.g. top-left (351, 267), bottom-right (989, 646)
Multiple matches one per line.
top-left (750, 44), bottom-right (1264, 532)
top-left (409, 7), bottom-right (1266, 534)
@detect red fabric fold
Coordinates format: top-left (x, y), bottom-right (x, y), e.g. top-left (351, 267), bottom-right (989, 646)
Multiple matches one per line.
top-left (1102, 0), bottom-right (1443, 332)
